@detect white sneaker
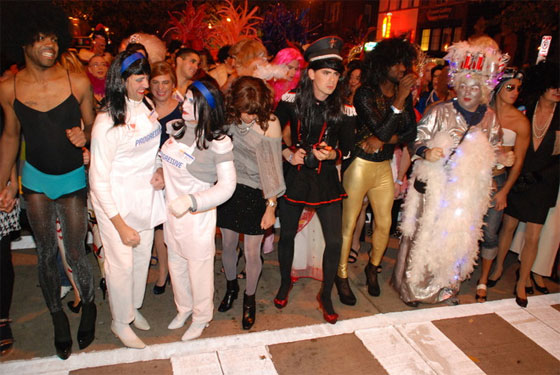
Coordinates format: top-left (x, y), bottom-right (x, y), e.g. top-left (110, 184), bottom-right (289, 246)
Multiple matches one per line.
top-left (181, 321), bottom-right (209, 341)
top-left (133, 309), bottom-right (150, 331)
top-left (168, 311), bottom-right (192, 330)
top-left (111, 321), bottom-right (146, 349)
top-left (60, 285), bottom-right (72, 299)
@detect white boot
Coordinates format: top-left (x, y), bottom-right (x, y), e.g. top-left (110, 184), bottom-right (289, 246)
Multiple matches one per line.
top-left (133, 309), bottom-right (150, 331)
top-left (181, 321), bottom-right (209, 341)
top-left (111, 321), bottom-right (146, 349)
top-left (168, 311), bottom-right (192, 330)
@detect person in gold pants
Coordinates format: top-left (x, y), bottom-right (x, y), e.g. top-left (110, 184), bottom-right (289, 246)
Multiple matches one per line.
top-left (335, 38), bottom-right (418, 305)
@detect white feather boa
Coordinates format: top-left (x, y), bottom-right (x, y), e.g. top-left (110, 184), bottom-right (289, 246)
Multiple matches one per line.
top-left (400, 129), bottom-right (495, 287)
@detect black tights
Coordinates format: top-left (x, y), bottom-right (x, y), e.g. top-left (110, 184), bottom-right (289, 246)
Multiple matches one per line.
top-left (0, 235), bottom-right (14, 319)
top-left (25, 192), bottom-right (94, 313)
top-left (277, 200), bottom-right (341, 311)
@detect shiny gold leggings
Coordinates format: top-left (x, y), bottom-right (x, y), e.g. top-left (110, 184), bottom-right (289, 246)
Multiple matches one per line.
top-left (338, 158), bottom-right (394, 278)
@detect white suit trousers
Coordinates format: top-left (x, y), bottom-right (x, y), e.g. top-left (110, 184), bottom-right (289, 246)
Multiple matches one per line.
top-left (97, 213), bottom-right (154, 324)
top-left (167, 245), bottom-right (214, 324)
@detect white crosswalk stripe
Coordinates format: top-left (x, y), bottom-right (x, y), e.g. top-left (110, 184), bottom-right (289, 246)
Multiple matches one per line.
top-left (1, 294), bottom-right (558, 375)
top-left (356, 326), bottom-right (436, 375)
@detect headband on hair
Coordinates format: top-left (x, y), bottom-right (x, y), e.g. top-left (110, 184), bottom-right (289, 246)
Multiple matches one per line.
top-left (121, 52), bottom-right (144, 74)
top-left (496, 68), bottom-right (524, 86)
top-left (490, 68), bottom-right (524, 104)
top-left (191, 81), bottom-right (216, 109)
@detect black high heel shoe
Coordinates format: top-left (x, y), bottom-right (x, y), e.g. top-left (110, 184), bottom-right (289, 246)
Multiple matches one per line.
top-left (67, 300), bottom-right (82, 314)
top-left (218, 279), bottom-right (239, 312)
top-left (514, 271), bottom-right (528, 308)
top-left (531, 273), bottom-right (550, 294)
top-left (486, 274), bottom-right (502, 288)
top-left (99, 278), bottom-right (107, 300)
top-left (514, 288), bottom-right (528, 308)
top-left (51, 311), bottom-right (72, 360)
top-left (515, 269), bottom-right (534, 295)
top-left (153, 274), bottom-right (170, 295)
top-left (77, 302), bottom-right (97, 350)
top-left (242, 293), bottom-right (256, 330)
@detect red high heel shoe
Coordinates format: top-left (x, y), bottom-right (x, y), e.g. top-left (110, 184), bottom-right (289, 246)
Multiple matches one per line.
top-left (316, 294), bottom-right (338, 324)
top-left (274, 283), bottom-right (293, 309)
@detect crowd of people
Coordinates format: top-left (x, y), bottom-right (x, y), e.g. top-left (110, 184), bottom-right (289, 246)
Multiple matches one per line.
top-left (0, 3), bottom-right (558, 360)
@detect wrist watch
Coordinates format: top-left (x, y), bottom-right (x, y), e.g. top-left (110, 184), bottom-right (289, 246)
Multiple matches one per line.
top-left (266, 199), bottom-right (277, 207)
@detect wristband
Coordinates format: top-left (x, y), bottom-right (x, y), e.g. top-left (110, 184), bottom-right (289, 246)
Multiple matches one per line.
top-left (416, 146), bottom-right (428, 159)
top-left (188, 194), bottom-right (197, 212)
top-left (391, 105), bottom-right (403, 114)
top-left (395, 179), bottom-right (403, 185)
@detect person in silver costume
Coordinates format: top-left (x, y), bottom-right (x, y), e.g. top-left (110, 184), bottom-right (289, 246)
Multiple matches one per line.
top-left (392, 71), bottom-right (514, 306)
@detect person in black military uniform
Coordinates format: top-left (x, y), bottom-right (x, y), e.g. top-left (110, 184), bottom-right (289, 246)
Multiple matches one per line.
top-left (273, 36), bottom-right (355, 324)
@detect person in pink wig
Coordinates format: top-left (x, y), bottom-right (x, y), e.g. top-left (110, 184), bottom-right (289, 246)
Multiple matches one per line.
top-left (269, 48), bottom-right (304, 105)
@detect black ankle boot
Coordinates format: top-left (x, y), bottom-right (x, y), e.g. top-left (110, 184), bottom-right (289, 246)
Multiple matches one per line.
top-left (218, 279), bottom-right (239, 312)
top-left (77, 302), bottom-right (97, 349)
top-left (99, 278), bottom-right (107, 300)
top-left (335, 275), bottom-right (357, 305)
top-left (242, 293), bottom-right (256, 330)
top-left (364, 263), bottom-right (380, 297)
top-left (51, 310), bottom-right (72, 360)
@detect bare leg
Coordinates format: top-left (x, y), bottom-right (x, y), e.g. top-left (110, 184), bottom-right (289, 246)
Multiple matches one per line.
top-left (153, 229), bottom-right (168, 286)
top-left (516, 222), bottom-right (543, 300)
top-left (489, 213), bottom-right (519, 281)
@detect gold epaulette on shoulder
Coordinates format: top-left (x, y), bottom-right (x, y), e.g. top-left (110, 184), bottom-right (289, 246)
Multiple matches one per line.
top-left (343, 104), bottom-right (357, 116)
top-left (281, 92), bottom-right (296, 103)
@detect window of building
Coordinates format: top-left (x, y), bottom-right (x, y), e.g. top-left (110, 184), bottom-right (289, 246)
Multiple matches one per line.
top-left (453, 26), bottom-right (462, 43)
top-left (441, 27), bottom-right (452, 51)
top-left (379, 0), bottom-right (389, 12)
top-left (389, 0), bottom-right (400, 11)
top-left (325, 2), bottom-right (341, 23)
top-left (401, 0), bottom-right (411, 8)
top-left (421, 29), bottom-right (431, 51)
top-left (413, 0), bottom-right (420, 6)
top-left (430, 28), bottom-right (441, 51)
top-left (364, 4), bottom-right (373, 24)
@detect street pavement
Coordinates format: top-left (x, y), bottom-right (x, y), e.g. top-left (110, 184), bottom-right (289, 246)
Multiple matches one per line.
top-left (1, 235), bottom-right (559, 374)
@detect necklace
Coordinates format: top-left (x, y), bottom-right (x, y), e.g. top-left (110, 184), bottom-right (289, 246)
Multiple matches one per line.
top-left (532, 100), bottom-right (556, 139)
top-left (236, 120), bottom-right (255, 135)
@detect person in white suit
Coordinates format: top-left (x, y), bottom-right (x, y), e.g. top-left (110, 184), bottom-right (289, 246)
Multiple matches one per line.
top-left (90, 51), bottom-right (166, 349)
top-left (161, 77), bottom-right (236, 341)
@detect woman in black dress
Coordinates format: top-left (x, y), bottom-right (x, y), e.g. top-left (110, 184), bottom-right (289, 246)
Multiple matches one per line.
top-left (493, 61), bottom-right (559, 307)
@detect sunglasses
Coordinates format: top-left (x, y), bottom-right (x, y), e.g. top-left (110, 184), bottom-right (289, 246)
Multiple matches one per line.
top-left (505, 84), bottom-right (521, 92)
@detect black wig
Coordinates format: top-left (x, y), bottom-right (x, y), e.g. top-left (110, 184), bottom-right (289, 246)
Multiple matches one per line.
top-left (295, 58), bottom-right (345, 128)
top-left (361, 37), bottom-right (418, 90)
top-left (104, 50), bottom-right (152, 126)
top-left (520, 61), bottom-right (560, 107)
top-left (0, 2), bottom-right (71, 65)
top-left (172, 77), bottom-right (227, 150)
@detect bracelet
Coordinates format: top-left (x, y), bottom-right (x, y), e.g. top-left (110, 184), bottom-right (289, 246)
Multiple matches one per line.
top-left (395, 179), bottom-right (403, 185)
top-left (391, 105), bottom-right (403, 114)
